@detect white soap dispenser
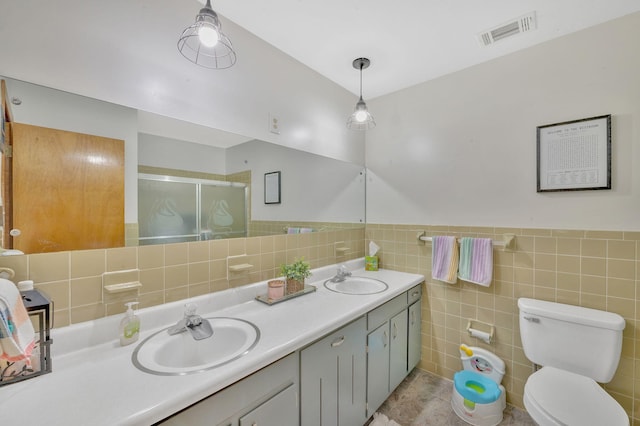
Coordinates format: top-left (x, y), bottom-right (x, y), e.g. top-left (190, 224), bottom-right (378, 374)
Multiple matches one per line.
top-left (119, 302), bottom-right (140, 346)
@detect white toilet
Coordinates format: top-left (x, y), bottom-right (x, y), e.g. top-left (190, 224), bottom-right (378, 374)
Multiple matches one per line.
top-left (518, 298), bottom-right (629, 425)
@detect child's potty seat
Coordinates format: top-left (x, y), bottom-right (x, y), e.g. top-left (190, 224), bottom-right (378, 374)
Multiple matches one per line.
top-left (451, 344), bottom-right (507, 426)
top-left (454, 370), bottom-right (502, 405)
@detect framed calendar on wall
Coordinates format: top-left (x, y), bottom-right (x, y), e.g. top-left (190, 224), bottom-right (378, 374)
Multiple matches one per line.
top-left (536, 114), bottom-right (611, 192)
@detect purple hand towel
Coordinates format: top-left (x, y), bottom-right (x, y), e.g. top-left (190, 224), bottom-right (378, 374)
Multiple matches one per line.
top-left (431, 236), bottom-right (459, 284)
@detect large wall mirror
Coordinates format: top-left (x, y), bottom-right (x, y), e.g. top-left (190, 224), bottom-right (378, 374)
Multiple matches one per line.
top-left (0, 77), bottom-right (365, 254)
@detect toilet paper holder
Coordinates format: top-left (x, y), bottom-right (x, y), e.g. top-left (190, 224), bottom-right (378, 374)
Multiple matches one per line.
top-left (466, 319), bottom-right (494, 344)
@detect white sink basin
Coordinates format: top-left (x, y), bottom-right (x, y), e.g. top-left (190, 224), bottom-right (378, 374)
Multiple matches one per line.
top-left (324, 276), bottom-right (389, 295)
top-left (132, 317), bottom-right (260, 375)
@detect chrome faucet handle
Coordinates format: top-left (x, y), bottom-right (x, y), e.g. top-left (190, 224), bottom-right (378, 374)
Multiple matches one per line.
top-left (184, 303), bottom-right (198, 317)
top-left (186, 316), bottom-right (203, 327)
top-left (338, 265), bottom-right (351, 276)
top-left (184, 303), bottom-right (203, 327)
top-left (168, 302), bottom-right (212, 339)
top-left (330, 265), bottom-right (351, 282)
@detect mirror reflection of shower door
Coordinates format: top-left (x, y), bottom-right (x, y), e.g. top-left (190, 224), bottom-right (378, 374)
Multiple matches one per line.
top-left (201, 184), bottom-right (247, 240)
top-left (138, 174), bottom-right (247, 245)
top-left (138, 178), bottom-right (197, 245)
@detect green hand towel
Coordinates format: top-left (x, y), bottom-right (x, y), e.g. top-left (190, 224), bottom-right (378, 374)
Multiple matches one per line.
top-left (458, 237), bottom-right (473, 280)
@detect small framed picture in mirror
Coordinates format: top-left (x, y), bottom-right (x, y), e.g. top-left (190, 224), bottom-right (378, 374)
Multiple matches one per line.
top-left (264, 171), bottom-right (281, 204)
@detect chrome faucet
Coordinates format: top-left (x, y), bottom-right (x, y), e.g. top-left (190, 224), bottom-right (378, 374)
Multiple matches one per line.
top-left (330, 265), bottom-right (352, 282)
top-left (167, 303), bottom-right (214, 340)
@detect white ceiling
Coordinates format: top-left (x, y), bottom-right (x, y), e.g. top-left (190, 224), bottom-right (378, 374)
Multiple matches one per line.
top-left (213, 0), bottom-right (640, 99)
top-left (2, 1), bottom-right (639, 101)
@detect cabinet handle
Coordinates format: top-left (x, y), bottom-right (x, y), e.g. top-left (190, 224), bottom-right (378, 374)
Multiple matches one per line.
top-left (331, 335), bottom-right (345, 347)
top-left (410, 310), bottom-right (415, 326)
top-left (383, 330), bottom-right (388, 347)
top-left (411, 290), bottom-right (420, 298)
top-left (393, 322), bottom-right (397, 339)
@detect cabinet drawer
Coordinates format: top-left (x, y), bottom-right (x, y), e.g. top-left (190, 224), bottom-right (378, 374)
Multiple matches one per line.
top-left (303, 316), bottom-right (366, 354)
top-left (239, 383), bottom-right (298, 426)
top-left (367, 293), bottom-right (406, 331)
top-left (159, 353), bottom-right (298, 425)
top-left (407, 284), bottom-right (422, 305)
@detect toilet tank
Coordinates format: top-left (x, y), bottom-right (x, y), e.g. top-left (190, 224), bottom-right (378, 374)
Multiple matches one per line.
top-left (518, 298), bottom-right (625, 383)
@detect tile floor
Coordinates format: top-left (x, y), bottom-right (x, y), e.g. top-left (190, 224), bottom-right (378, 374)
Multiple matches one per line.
top-left (369, 369), bottom-right (536, 426)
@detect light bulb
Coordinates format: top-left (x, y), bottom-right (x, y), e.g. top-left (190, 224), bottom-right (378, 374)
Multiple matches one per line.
top-left (198, 25), bottom-right (219, 47)
top-left (355, 110), bottom-right (368, 122)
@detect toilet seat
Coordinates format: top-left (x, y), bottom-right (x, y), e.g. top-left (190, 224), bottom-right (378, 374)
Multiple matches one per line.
top-left (524, 367), bottom-right (629, 426)
top-left (453, 370), bottom-right (501, 404)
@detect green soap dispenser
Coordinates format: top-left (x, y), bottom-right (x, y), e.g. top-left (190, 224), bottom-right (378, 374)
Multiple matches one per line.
top-left (119, 302), bottom-right (140, 346)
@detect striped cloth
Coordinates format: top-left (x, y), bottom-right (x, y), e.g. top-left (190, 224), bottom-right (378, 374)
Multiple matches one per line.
top-left (431, 236), bottom-right (459, 284)
top-left (0, 278), bottom-right (35, 362)
top-left (458, 237), bottom-right (493, 287)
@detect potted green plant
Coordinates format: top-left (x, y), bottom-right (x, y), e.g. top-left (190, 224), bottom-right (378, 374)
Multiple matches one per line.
top-left (280, 257), bottom-right (311, 295)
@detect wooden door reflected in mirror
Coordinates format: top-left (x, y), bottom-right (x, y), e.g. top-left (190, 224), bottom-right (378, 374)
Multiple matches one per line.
top-left (9, 123), bottom-right (124, 253)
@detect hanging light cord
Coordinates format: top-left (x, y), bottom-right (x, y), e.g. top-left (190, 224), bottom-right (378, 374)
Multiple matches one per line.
top-left (358, 61), bottom-right (364, 101)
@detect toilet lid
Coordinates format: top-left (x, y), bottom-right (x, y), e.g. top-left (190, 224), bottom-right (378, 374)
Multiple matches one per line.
top-left (525, 367), bottom-right (628, 426)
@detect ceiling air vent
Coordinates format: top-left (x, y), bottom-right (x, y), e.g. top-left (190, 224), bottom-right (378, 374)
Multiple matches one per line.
top-left (477, 12), bottom-right (537, 47)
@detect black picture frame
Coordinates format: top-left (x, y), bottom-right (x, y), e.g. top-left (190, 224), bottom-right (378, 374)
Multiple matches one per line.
top-left (264, 171), bottom-right (281, 204)
top-left (536, 114), bottom-right (611, 192)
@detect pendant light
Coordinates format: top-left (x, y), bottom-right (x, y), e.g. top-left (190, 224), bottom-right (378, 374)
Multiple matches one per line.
top-left (347, 57), bottom-right (375, 131)
top-left (177, 0), bottom-right (237, 69)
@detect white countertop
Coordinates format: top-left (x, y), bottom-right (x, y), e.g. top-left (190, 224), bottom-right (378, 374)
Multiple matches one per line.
top-left (0, 259), bottom-right (423, 425)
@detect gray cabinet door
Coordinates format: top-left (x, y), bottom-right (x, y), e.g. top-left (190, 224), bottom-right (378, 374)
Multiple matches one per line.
top-left (389, 310), bottom-right (408, 391)
top-left (239, 384), bottom-right (298, 426)
top-left (408, 301), bottom-right (422, 371)
top-left (161, 353), bottom-right (298, 426)
top-left (366, 322), bottom-right (390, 418)
top-left (300, 317), bottom-right (366, 426)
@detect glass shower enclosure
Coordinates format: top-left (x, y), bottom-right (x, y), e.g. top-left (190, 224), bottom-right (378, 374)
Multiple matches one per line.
top-left (138, 174), bottom-right (248, 245)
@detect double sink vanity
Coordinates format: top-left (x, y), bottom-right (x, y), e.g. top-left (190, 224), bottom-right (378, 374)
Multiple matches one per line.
top-left (0, 259), bottom-right (424, 425)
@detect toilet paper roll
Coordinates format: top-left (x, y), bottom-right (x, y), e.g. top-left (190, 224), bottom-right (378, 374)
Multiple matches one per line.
top-left (18, 280), bottom-right (35, 291)
top-left (469, 328), bottom-right (491, 344)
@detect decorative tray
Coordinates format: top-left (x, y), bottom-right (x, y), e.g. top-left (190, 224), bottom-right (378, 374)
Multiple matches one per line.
top-left (255, 284), bottom-right (317, 305)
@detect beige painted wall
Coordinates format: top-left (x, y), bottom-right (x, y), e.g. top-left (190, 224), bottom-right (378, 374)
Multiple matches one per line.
top-left (366, 13), bottom-right (640, 231)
